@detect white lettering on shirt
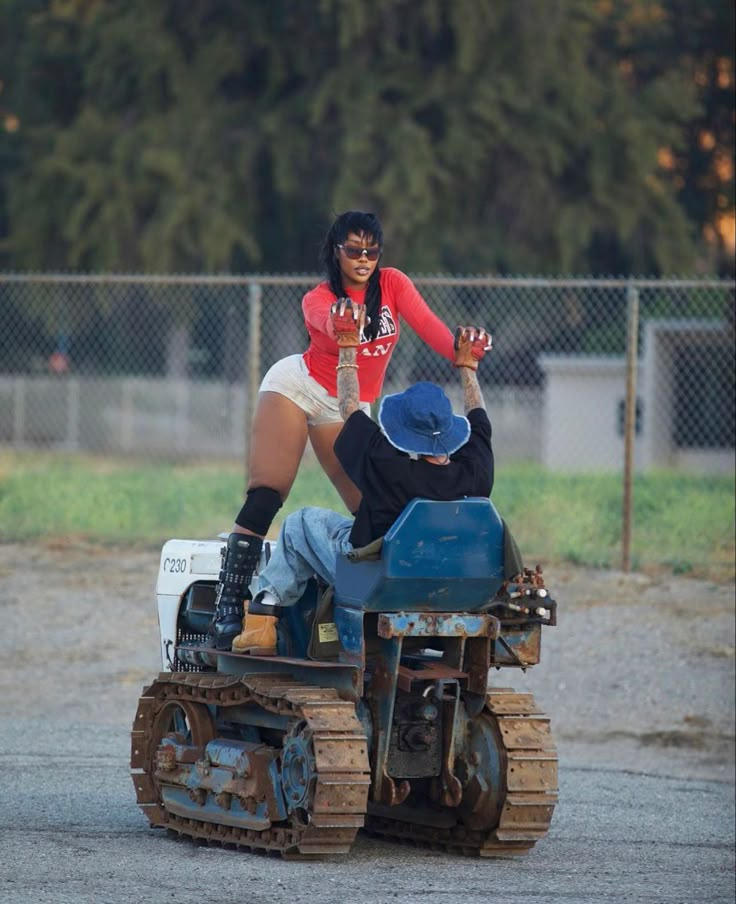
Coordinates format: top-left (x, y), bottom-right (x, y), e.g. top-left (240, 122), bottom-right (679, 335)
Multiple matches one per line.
top-left (360, 343), bottom-right (393, 357)
top-left (376, 306), bottom-right (397, 339)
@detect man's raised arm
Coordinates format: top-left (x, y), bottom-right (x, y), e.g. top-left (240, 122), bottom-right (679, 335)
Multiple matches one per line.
top-left (453, 326), bottom-right (493, 414)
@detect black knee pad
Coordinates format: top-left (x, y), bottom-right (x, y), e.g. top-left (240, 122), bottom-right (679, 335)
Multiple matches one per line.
top-left (234, 486), bottom-right (283, 536)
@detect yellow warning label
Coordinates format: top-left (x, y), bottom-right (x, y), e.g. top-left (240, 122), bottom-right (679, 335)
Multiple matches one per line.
top-left (318, 622), bottom-right (339, 643)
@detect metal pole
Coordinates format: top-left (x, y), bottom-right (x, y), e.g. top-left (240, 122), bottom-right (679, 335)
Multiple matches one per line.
top-left (621, 286), bottom-right (640, 572)
top-left (13, 377), bottom-right (25, 446)
top-left (245, 282), bottom-right (262, 493)
top-left (66, 377), bottom-right (80, 451)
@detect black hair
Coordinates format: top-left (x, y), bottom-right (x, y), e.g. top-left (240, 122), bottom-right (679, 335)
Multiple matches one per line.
top-left (319, 210), bottom-right (384, 341)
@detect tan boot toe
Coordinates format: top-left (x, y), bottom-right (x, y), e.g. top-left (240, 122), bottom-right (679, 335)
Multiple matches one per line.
top-left (232, 613), bottom-right (278, 656)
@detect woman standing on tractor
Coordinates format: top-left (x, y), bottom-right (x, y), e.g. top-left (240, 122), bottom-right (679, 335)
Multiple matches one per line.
top-left (209, 210), bottom-right (462, 652)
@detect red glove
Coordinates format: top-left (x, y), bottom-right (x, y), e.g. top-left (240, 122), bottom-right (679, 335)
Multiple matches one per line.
top-left (453, 326), bottom-right (493, 370)
top-left (330, 298), bottom-right (367, 347)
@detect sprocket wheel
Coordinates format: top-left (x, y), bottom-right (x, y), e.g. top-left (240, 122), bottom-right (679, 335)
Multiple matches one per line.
top-left (281, 720), bottom-right (317, 821)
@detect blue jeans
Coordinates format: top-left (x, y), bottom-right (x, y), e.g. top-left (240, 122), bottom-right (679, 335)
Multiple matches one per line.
top-left (254, 507), bottom-right (354, 607)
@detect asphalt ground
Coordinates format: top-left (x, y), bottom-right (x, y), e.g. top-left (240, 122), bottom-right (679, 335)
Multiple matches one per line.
top-left (0, 543), bottom-right (733, 903)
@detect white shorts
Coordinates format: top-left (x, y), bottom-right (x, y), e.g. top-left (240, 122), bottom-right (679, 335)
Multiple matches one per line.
top-left (259, 354), bottom-right (371, 427)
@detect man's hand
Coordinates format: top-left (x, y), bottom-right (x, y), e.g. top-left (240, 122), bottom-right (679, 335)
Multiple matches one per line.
top-left (330, 298), bottom-right (367, 347)
top-left (454, 326), bottom-right (493, 370)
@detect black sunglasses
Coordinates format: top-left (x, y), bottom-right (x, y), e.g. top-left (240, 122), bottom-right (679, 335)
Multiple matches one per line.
top-left (336, 243), bottom-right (381, 261)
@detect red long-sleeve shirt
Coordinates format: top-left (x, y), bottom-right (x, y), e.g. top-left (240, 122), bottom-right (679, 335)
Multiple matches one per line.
top-left (302, 268), bottom-right (455, 403)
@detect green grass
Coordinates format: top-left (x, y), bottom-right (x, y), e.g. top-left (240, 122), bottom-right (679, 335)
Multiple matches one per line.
top-left (491, 464), bottom-right (735, 579)
top-left (0, 451), bottom-right (733, 580)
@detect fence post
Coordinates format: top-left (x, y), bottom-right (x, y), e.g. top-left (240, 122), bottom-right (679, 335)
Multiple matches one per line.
top-left (13, 377), bottom-right (25, 446)
top-left (621, 285), bottom-right (640, 572)
top-left (66, 377), bottom-right (80, 450)
top-left (245, 282), bottom-right (262, 491)
top-left (120, 379), bottom-right (134, 452)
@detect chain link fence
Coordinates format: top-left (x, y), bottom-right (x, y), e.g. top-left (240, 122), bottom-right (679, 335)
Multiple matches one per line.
top-left (0, 274), bottom-right (733, 474)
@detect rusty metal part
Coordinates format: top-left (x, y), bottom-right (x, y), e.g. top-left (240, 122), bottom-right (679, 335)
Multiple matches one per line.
top-left (491, 625), bottom-right (543, 668)
top-left (502, 566), bottom-right (552, 608)
top-left (376, 767), bottom-right (411, 807)
top-left (438, 687), bottom-right (462, 808)
top-left (131, 672), bottom-right (370, 859)
top-left (510, 565), bottom-right (547, 588)
top-left (489, 565), bottom-right (557, 630)
top-left (396, 660), bottom-right (467, 693)
top-left (364, 689), bottom-right (557, 857)
top-left (377, 612), bottom-right (499, 640)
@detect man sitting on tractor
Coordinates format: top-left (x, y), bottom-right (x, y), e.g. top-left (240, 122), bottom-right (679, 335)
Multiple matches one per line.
top-left (230, 300), bottom-right (494, 655)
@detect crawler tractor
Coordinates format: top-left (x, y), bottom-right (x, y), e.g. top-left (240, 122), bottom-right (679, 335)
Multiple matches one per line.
top-left (131, 498), bottom-right (558, 858)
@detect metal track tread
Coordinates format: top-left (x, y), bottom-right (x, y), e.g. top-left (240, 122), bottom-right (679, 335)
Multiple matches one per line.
top-left (363, 689), bottom-right (558, 857)
top-left (131, 672), bottom-right (371, 859)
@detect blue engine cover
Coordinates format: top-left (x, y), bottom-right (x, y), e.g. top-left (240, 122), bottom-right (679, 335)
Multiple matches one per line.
top-left (334, 497), bottom-right (505, 612)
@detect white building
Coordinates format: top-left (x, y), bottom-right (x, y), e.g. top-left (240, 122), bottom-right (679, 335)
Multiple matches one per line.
top-left (540, 319), bottom-right (734, 474)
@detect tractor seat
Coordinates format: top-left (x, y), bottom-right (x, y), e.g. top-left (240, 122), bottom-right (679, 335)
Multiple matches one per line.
top-left (333, 497), bottom-right (506, 613)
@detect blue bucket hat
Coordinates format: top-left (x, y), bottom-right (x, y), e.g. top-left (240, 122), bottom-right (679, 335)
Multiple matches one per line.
top-left (378, 382), bottom-right (470, 457)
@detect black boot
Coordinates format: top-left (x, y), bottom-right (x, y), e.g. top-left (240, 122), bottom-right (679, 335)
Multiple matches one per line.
top-left (209, 533), bottom-right (263, 651)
